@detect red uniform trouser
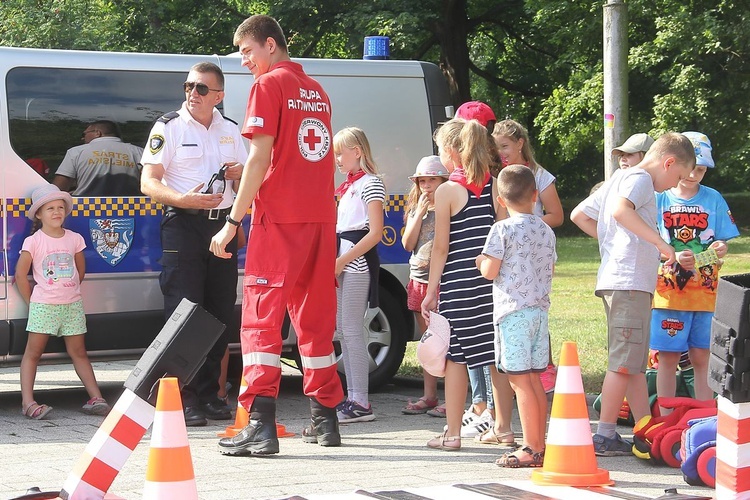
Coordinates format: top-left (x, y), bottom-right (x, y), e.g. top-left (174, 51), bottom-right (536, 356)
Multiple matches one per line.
top-left (238, 218), bottom-right (344, 411)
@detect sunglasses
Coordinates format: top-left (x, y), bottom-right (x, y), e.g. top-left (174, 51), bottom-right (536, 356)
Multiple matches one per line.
top-left (183, 81), bottom-right (223, 96)
top-left (203, 165), bottom-right (228, 194)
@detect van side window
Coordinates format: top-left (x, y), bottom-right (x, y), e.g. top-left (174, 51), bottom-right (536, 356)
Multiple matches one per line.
top-left (6, 67), bottom-right (186, 195)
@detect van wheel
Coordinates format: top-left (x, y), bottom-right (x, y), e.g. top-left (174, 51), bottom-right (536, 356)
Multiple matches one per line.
top-left (336, 285), bottom-right (408, 391)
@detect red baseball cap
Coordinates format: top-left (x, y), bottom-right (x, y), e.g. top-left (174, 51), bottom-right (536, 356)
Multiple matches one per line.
top-left (455, 101), bottom-right (496, 127)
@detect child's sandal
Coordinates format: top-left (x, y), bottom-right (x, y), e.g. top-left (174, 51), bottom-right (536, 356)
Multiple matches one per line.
top-left (495, 446), bottom-right (544, 468)
top-left (82, 397), bottom-right (111, 416)
top-left (475, 428), bottom-right (517, 446)
top-left (427, 431), bottom-right (461, 451)
top-left (22, 401), bottom-right (53, 420)
top-left (402, 397), bottom-right (439, 415)
top-left (426, 403), bottom-right (446, 417)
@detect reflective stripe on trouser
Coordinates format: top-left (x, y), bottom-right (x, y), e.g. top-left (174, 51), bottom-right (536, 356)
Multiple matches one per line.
top-left (239, 219), bottom-right (344, 411)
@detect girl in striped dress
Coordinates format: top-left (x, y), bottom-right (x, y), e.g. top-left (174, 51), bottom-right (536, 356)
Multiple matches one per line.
top-left (421, 118), bottom-right (514, 450)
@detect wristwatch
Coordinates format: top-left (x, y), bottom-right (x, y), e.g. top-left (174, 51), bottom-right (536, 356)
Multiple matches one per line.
top-left (225, 215), bottom-right (241, 227)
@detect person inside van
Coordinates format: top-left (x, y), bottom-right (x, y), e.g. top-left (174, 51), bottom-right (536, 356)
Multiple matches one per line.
top-left (53, 120), bottom-right (144, 197)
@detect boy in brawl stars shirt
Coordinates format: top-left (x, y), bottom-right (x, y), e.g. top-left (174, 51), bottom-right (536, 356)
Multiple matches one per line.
top-left (650, 131), bottom-right (739, 411)
top-left (210, 14), bottom-right (344, 456)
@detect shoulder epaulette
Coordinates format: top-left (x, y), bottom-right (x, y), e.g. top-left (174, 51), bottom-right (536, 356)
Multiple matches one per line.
top-left (223, 115), bottom-right (238, 125)
top-left (157, 111), bottom-right (180, 124)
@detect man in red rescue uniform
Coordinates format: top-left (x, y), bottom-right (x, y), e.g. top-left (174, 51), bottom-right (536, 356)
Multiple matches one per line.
top-left (210, 14), bottom-right (344, 455)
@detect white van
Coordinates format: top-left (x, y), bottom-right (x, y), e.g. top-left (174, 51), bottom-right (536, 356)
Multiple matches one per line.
top-left (0, 46), bottom-right (452, 388)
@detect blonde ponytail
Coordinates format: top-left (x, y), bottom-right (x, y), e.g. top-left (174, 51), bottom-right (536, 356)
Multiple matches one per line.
top-left (459, 120), bottom-right (491, 185)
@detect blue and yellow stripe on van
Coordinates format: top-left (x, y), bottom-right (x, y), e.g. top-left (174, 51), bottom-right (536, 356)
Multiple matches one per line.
top-left (4, 194), bottom-right (411, 275)
top-left (6, 197), bottom-right (162, 217)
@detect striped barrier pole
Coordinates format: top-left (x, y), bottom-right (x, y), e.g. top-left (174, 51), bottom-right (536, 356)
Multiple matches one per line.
top-left (716, 396), bottom-right (750, 499)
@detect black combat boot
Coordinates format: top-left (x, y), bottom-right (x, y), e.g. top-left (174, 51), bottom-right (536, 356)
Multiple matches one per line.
top-left (302, 397), bottom-right (341, 447)
top-left (217, 396), bottom-right (279, 455)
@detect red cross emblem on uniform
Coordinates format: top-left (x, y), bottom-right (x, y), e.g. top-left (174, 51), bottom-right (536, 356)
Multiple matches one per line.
top-left (298, 117), bottom-right (331, 162)
top-left (303, 128), bottom-right (322, 150)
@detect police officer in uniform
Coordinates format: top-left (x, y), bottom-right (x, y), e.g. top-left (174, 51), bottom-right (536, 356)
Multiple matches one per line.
top-left (141, 62), bottom-right (248, 426)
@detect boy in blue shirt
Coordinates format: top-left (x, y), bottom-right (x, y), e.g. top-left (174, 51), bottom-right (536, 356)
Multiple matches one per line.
top-left (651, 131), bottom-right (739, 411)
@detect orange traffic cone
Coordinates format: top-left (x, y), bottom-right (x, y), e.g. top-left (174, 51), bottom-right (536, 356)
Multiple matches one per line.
top-left (531, 341), bottom-right (612, 486)
top-left (217, 374), bottom-right (249, 438)
top-left (142, 377), bottom-right (198, 499)
top-left (276, 421), bottom-right (295, 438)
top-left (217, 374), bottom-right (295, 438)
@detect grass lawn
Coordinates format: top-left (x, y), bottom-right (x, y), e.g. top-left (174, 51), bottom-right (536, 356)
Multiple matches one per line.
top-left (397, 233), bottom-right (750, 394)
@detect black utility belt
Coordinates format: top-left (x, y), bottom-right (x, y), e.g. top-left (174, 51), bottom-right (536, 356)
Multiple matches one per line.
top-left (164, 206), bottom-right (232, 220)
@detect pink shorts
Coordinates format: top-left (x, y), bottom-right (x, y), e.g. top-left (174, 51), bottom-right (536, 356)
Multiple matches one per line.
top-left (407, 280), bottom-right (429, 312)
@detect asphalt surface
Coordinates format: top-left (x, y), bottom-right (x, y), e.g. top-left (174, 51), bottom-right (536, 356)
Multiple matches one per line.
top-left (0, 361), bottom-right (714, 500)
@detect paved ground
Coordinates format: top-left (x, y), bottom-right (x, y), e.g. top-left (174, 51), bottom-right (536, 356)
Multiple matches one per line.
top-left (0, 361), bottom-right (714, 500)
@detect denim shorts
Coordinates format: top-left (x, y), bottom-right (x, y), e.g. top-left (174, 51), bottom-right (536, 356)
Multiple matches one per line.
top-left (27, 300), bottom-right (87, 337)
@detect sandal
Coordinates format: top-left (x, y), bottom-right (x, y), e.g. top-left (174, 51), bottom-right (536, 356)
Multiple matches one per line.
top-left (475, 428), bottom-right (517, 446)
top-left (495, 446), bottom-right (544, 468)
top-left (427, 431), bottom-right (461, 451)
top-left (426, 403), bottom-right (446, 418)
top-left (82, 397), bottom-right (111, 416)
top-left (402, 397), bottom-right (439, 415)
top-left (22, 401), bottom-right (53, 420)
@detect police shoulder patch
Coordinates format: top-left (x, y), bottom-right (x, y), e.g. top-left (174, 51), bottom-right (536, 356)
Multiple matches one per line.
top-left (157, 111), bottom-right (179, 124)
top-left (149, 134), bottom-right (165, 154)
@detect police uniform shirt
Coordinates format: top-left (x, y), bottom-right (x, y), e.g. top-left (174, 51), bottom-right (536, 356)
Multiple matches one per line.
top-left (56, 137), bottom-right (144, 196)
top-left (141, 104), bottom-right (248, 210)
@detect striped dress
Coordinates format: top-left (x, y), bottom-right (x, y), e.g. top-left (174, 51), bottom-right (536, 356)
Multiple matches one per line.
top-left (438, 179), bottom-right (496, 368)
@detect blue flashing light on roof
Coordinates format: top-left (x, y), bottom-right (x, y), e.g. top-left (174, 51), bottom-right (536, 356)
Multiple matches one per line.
top-left (363, 36), bottom-right (390, 60)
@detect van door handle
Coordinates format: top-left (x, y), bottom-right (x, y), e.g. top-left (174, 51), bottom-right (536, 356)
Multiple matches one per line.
top-left (0, 249), bottom-right (7, 300)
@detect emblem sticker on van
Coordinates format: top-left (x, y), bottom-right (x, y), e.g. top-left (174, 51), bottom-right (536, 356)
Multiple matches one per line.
top-left (149, 134), bottom-right (165, 154)
top-left (90, 218), bottom-right (134, 266)
top-left (298, 118), bottom-right (330, 162)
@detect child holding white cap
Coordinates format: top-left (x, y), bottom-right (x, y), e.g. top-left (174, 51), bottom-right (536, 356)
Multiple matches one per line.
top-left (454, 101), bottom-right (503, 438)
top-left (15, 184), bottom-right (110, 419)
top-left (612, 133), bottom-right (655, 169)
top-left (401, 155), bottom-right (449, 415)
top-left (650, 131), bottom-right (739, 412)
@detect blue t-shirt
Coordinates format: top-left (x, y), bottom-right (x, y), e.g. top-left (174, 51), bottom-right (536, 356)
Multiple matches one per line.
top-left (653, 184), bottom-right (740, 311)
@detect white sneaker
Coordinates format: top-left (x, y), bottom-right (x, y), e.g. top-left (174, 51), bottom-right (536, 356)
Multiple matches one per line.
top-left (463, 408), bottom-right (482, 426)
top-left (461, 409), bottom-right (494, 438)
top-left (443, 407), bottom-right (481, 432)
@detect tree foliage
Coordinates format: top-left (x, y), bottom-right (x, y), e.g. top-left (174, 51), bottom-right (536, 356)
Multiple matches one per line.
top-left (1, 0), bottom-right (748, 198)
